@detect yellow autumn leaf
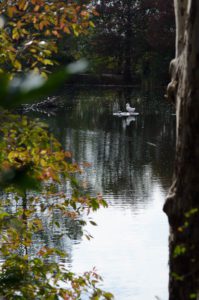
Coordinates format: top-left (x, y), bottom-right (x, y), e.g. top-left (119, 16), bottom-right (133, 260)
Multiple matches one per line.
top-left (39, 21), bottom-right (44, 30)
top-left (40, 159), bottom-right (47, 167)
top-left (80, 10), bottom-right (89, 18)
top-left (18, 0), bottom-right (26, 10)
top-left (89, 21), bottom-right (95, 28)
top-left (43, 50), bottom-right (52, 55)
top-left (34, 5), bottom-right (40, 12)
top-left (40, 150), bottom-right (47, 155)
top-left (21, 118), bottom-right (27, 126)
top-left (12, 28), bottom-right (20, 40)
top-left (7, 6), bottom-right (17, 18)
top-left (32, 67), bottom-right (40, 74)
top-left (8, 150), bottom-right (30, 163)
top-left (63, 26), bottom-right (70, 34)
top-left (23, 1), bottom-right (29, 11)
top-left (41, 71), bottom-right (48, 79)
top-left (42, 59), bottom-right (54, 65)
top-left (13, 60), bottom-right (22, 71)
top-left (54, 152), bottom-right (65, 161)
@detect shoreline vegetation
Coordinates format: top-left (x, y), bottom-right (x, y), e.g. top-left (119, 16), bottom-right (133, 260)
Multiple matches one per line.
top-left (67, 73), bottom-right (169, 88)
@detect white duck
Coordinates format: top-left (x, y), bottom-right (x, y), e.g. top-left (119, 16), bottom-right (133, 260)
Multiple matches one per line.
top-left (126, 103), bottom-right (135, 113)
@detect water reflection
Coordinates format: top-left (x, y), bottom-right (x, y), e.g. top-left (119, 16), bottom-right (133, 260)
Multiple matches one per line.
top-left (30, 87), bottom-right (175, 299)
top-left (49, 87), bottom-right (175, 195)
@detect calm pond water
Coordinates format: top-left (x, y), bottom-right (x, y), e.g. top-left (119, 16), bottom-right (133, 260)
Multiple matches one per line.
top-left (31, 86), bottom-right (175, 300)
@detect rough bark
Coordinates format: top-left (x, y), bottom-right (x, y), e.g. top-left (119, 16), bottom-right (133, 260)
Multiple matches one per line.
top-left (164, 1), bottom-right (199, 299)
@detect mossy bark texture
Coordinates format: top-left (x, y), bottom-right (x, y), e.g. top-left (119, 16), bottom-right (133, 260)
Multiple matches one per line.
top-left (164, 1), bottom-right (199, 299)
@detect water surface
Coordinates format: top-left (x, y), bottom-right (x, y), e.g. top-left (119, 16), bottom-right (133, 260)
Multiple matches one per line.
top-left (33, 86), bottom-right (175, 299)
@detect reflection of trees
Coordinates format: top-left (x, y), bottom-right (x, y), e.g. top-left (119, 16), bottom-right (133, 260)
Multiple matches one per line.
top-left (31, 207), bottom-right (83, 264)
top-left (37, 87), bottom-right (175, 211)
top-left (1, 189), bottom-right (84, 264)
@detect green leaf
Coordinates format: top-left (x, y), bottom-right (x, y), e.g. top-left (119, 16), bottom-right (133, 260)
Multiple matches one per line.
top-left (89, 220), bottom-right (98, 226)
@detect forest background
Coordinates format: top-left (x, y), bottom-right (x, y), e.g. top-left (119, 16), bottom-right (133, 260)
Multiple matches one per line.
top-left (0, 0), bottom-right (175, 86)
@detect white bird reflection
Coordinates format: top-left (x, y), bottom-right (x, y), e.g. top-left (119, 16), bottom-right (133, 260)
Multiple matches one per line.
top-left (126, 115), bottom-right (136, 126)
top-left (122, 115), bottom-right (136, 129)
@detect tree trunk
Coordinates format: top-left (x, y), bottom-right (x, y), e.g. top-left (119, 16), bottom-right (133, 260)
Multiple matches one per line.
top-left (164, 1), bottom-right (199, 299)
top-left (123, 0), bottom-right (133, 83)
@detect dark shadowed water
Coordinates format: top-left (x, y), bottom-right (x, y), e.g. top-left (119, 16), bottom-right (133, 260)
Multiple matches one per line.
top-left (31, 86), bottom-right (175, 300)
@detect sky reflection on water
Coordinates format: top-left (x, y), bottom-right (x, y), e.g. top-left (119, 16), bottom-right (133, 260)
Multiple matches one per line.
top-left (72, 187), bottom-right (168, 300)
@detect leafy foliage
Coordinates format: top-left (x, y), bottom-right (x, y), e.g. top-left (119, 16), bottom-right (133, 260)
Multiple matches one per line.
top-left (0, 1), bottom-right (113, 296)
top-left (0, 253), bottom-right (112, 299)
top-left (0, 0), bottom-right (96, 76)
top-left (0, 106), bottom-right (111, 298)
top-left (0, 66), bottom-right (112, 299)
